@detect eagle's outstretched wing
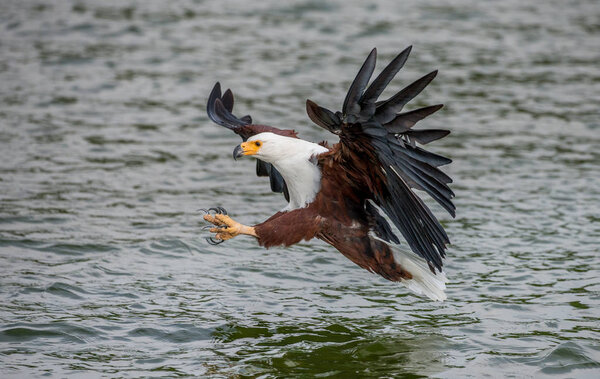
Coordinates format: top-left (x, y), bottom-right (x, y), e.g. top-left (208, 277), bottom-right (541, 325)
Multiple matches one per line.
top-left (206, 82), bottom-right (297, 201)
top-left (306, 47), bottom-right (454, 273)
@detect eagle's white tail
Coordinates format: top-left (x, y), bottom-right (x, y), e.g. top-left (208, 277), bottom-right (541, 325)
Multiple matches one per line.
top-left (392, 246), bottom-right (448, 301)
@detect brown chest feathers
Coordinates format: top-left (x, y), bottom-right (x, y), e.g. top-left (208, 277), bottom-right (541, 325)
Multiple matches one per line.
top-left (254, 148), bottom-right (411, 282)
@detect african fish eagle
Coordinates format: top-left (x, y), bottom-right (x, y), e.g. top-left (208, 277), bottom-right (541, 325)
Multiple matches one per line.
top-left (203, 47), bottom-right (454, 301)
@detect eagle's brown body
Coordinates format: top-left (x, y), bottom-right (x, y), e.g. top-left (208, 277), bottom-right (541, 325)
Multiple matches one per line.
top-left (254, 138), bottom-right (412, 281)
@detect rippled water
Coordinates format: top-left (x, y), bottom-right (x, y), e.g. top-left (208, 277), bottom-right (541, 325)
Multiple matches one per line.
top-left (1, 0), bottom-right (599, 377)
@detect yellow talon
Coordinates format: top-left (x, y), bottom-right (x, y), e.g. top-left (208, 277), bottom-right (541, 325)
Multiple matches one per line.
top-left (203, 212), bottom-right (258, 241)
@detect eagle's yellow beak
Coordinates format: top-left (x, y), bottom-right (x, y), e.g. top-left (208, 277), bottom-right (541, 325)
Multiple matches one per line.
top-left (233, 140), bottom-right (262, 160)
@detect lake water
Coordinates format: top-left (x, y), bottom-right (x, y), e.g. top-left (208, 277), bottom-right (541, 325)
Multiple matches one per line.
top-left (1, 0), bottom-right (599, 377)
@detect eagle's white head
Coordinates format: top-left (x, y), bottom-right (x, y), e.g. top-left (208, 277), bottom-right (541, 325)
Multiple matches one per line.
top-left (233, 132), bottom-right (325, 164)
top-left (232, 132), bottom-right (329, 210)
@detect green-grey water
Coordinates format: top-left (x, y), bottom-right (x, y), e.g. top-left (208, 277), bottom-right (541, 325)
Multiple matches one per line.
top-left (1, 0), bottom-right (599, 377)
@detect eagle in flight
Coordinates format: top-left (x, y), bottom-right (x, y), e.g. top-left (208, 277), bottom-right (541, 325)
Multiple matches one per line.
top-left (203, 47), bottom-right (454, 301)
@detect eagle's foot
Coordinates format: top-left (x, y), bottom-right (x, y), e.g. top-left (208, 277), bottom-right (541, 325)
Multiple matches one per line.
top-left (203, 211), bottom-right (257, 244)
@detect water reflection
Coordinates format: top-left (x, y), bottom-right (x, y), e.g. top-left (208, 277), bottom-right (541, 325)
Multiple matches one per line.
top-left (212, 318), bottom-right (449, 377)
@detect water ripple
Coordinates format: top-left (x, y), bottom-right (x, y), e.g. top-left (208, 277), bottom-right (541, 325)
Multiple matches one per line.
top-left (1, 0), bottom-right (599, 377)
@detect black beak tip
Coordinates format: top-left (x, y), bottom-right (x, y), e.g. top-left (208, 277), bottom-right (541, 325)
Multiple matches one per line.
top-left (233, 145), bottom-right (244, 160)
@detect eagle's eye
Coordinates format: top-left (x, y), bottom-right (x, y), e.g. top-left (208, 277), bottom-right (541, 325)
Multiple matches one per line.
top-left (255, 141), bottom-right (261, 147)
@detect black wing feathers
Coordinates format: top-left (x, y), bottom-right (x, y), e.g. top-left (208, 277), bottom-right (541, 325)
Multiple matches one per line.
top-left (384, 104), bottom-right (443, 133)
top-left (305, 48), bottom-right (453, 272)
top-left (207, 82), bottom-right (289, 201)
top-left (405, 129), bottom-right (450, 145)
top-left (365, 201), bottom-right (400, 244)
top-left (306, 100), bottom-right (342, 134)
top-left (255, 160), bottom-right (290, 202)
top-left (221, 88), bottom-right (234, 112)
top-left (361, 46), bottom-right (412, 108)
top-left (342, 48), bottom-right (377, 121)
top-left (374, 70), bottom-right (438, 124)
top-left (207, 83), bottom-right (248, 130)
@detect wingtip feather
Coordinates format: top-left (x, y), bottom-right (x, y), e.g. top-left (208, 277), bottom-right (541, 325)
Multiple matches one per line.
top-left (342, 48), bottom-right (378, 118)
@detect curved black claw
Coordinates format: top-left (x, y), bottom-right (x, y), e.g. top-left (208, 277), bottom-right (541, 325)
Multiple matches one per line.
top-left (206, 237), bottom-right (225, 245)
top-left (201, 207), bottom-right (229, 245)
top-left (208, 207), bottom-right (228, 215)
top-left (199, 207), bottom-right (229, 215)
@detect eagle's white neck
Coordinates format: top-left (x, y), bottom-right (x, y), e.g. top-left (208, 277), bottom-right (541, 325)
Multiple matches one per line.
top-left (272, 150), bottom-right (325, 211)
top-left (248, 133), bottom-right (328, 211)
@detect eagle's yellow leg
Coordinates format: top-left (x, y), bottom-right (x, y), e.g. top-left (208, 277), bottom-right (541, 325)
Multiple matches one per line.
top-left (203, 213), bottom-right (257, 241)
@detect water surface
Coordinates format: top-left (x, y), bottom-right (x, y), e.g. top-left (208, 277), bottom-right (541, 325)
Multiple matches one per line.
top-left (1, 0), bottom-right (599, 377)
